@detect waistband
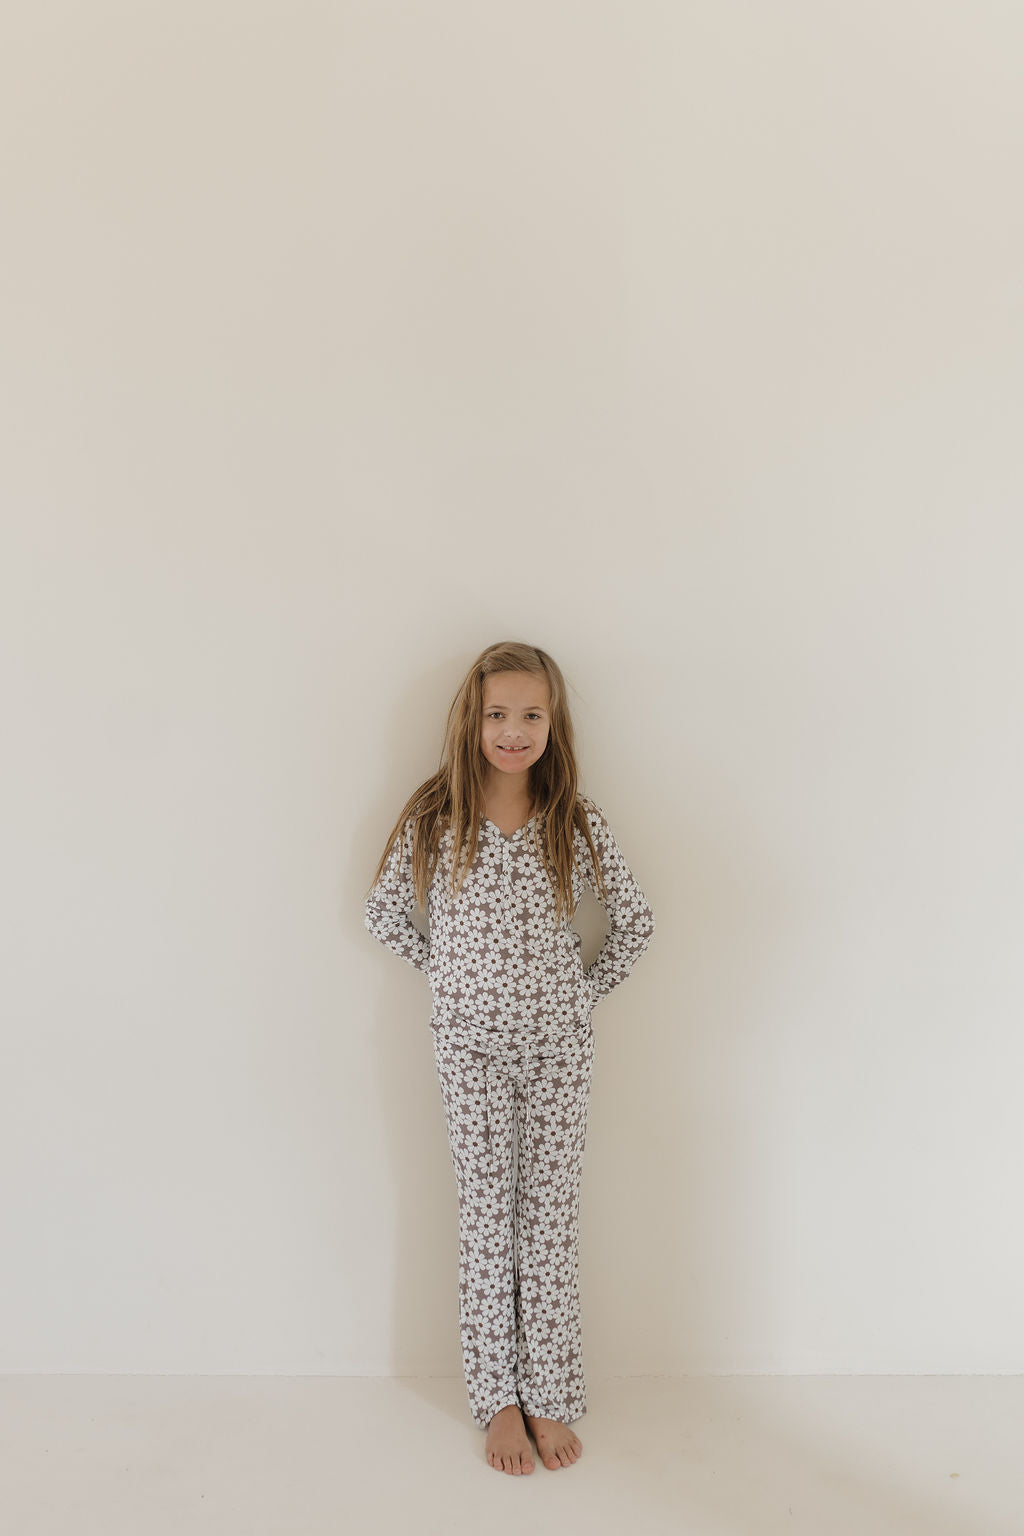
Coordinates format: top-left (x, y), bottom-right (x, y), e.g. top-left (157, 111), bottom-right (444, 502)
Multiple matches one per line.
top-left (429, 1002), bottom-right (592, 1048)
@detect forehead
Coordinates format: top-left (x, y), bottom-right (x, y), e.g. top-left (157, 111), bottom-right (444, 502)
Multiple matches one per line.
top-left (482, 671), bottom-right (550, 709)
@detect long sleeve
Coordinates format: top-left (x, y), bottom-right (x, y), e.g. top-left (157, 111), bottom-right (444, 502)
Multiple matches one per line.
top-left (364, 816), bottom-right (431, 974)
top-left (579, 799), bottom-right (656, 1003)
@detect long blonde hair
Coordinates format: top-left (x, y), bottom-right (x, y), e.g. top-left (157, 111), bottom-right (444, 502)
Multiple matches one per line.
top-left (367, 640), bottom-right (607, 925)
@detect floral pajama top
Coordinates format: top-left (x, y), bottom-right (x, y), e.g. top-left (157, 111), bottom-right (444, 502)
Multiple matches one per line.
top-left (364, 796), bottom-right (656, 1033)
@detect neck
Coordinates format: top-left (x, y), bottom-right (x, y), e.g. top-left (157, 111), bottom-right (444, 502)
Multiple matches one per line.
top-left (483, 771), bottom-right (532, 811)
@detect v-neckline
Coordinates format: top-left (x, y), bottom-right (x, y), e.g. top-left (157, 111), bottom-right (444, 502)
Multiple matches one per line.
top-left (483, 812), bottom-right (538, 842)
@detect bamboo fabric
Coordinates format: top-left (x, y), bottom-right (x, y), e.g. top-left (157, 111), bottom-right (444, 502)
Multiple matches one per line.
top-left (364, 796), bottom-right (656, 1035)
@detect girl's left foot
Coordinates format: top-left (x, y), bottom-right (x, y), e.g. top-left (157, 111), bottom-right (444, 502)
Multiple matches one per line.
top-left (521, 1410), bottom-right (583, 1469)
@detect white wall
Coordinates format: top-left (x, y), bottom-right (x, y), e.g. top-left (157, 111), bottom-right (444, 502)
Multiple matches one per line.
top-left (2, 1), bottom-right (1022, 1376)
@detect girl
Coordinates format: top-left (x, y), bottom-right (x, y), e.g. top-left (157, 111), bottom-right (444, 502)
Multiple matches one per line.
top-left (363, 641), bottom-right (656, 1476)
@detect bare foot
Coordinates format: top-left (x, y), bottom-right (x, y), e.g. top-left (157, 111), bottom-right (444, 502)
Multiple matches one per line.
top-left (522, 1410), bottom-right (583, 1469)
top-left (484, 1405), bottom-right (535, 1475)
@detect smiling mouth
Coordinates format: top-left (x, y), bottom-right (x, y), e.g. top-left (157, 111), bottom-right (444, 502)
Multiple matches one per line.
top-left (499, 746), bottom-right (529, 753)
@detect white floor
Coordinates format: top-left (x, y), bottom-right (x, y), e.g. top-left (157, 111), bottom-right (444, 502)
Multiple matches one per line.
top-left (1, 1374), bottom-right (1020, 1535)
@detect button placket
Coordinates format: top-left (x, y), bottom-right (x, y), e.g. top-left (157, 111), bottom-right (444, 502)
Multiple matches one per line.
top-left (501, 842), bottom-right (514, 928)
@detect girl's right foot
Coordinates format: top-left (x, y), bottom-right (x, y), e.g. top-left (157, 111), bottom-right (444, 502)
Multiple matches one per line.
top-left (484, 1404), bottom-right (535, 1474)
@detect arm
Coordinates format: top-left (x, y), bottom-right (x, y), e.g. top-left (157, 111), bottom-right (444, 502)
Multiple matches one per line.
top-left (579, 799), bottom-right (656, 1003)
top-left (364, 816), bottom-right (431, 974)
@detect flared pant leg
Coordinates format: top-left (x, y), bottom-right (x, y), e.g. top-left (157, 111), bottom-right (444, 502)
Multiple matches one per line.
top-left (430, 1013), bottom-right (594, 1429)
top-left (512, 1024), bottom-right (594, 1424)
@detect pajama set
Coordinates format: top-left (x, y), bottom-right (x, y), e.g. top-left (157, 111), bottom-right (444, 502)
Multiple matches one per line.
top-left (364, 795), bottom-right (655, 1428)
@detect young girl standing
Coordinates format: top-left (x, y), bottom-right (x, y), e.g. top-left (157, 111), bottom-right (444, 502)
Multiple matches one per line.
top-left (364, 641), bottom-right (656, 1475)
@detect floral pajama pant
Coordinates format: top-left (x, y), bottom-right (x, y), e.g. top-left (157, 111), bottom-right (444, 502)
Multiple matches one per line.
top-left (430, 1010), bottom-right (595, 1429)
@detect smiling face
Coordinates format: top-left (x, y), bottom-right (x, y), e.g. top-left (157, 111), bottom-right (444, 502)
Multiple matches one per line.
top-left (480, 670), bottom-right (551, 787)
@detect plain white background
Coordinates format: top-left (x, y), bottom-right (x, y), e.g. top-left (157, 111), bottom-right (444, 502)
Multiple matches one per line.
top-left (2, 1), bottom-right (1022, 1381)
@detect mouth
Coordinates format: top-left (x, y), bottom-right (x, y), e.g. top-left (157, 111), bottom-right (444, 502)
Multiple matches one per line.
top-left (498, 745), bottom-right (529, 754)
